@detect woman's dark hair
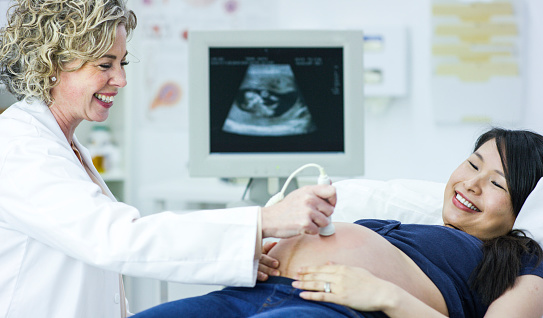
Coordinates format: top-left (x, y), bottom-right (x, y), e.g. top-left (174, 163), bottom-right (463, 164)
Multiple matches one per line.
top-left (470, 127), bottom-right (543, 304)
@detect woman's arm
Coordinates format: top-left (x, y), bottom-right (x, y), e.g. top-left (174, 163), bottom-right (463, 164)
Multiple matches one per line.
top-left (484, 275), bottom-right (543, 317)
top-left (293, 264), bottom-right (447, 317)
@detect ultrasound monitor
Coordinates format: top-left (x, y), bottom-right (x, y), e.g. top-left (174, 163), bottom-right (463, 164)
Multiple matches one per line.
top-left (188, 30), bottom-right (364, 205)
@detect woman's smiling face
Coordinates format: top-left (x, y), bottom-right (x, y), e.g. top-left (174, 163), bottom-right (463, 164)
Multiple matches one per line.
top-left (442, 139), bottom-right (516, 240)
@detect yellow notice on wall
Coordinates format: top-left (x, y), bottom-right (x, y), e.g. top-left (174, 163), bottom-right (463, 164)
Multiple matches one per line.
top-left (433, 2), bottom-right (513, 22)
top-left (432, 43), bottom-right (514, 62)
top-left (436, 62), bottom-right (518, 81)
top-left (431, 0), bottom-right (523, 125)
top-left (435, 23), bottom-right (517, 43)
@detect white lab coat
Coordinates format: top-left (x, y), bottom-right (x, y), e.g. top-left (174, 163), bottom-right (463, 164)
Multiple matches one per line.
top-left (0, 99), bottom-right (260, 317)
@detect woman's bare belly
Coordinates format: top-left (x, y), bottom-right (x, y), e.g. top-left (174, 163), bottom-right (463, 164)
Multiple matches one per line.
top-left (267, 222), bottom-right (448, 315)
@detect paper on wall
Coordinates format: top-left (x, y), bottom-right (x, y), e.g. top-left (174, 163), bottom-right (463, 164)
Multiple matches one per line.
top-left (431, 0), bottom-right (524, 124)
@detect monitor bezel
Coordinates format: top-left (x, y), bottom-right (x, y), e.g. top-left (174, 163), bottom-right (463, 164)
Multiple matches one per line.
top-left (188, 30), bottom-right (364, 178)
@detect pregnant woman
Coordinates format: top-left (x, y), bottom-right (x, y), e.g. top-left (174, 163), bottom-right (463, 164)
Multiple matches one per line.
top-left (133, 128), bottom-right (543, 318)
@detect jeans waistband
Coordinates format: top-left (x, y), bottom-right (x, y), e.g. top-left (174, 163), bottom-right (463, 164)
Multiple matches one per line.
top-left (259, 276), bottom-right (295, 286)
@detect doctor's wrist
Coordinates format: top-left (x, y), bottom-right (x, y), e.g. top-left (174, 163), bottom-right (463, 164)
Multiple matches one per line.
top-left (255, 207), bottom-right (263, 259)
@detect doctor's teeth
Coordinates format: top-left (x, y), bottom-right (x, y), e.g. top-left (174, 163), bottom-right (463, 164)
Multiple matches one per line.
top-left (95, 94), bottom-right (114, 103)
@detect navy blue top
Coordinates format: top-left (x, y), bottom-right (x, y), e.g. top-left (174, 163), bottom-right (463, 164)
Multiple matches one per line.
top-left (355, 219), bottom-right (543, 318)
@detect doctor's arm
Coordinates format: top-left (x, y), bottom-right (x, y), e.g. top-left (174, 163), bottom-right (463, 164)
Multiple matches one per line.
top-left (1, 132), bottom-right (335, 286)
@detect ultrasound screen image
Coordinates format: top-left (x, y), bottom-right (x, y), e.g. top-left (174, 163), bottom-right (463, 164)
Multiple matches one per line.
top-left (209, 47), bottom-right (344, 153)
top-left (222, 64), bottom-right (316, 137)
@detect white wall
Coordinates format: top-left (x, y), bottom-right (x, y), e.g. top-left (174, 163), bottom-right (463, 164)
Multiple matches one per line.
top-left (276, 0), bottom-right (542, 182)
top-left (127, 0), bottom-right (543, 203)
top-left (123, 0), bottom-right (543, 311)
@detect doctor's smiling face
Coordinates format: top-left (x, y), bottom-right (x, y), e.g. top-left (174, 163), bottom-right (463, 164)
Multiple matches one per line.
top-left (49, 25), bottom-right (128, 133)
top-left (442, 138), bottom-right (515, 240)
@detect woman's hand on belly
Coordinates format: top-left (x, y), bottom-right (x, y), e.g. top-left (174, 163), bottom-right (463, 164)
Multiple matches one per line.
top-left (293, 264), bottom-right (448, 317)
top-left (293, 264), bottom-right (395, 312)
top-left (292, 264), bottom-right (396, 311)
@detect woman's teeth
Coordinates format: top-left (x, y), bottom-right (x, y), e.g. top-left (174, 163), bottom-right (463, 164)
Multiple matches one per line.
top-left (456, 193), bottom-right (481, 212)
top-left (94, 94), bottom-right (114, 103)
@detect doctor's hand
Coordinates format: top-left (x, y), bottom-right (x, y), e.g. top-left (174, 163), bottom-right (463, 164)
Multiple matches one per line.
top-left (260, 184), bottom-right (336, 238)
top-left (257, 241), bottom-right (280, 281)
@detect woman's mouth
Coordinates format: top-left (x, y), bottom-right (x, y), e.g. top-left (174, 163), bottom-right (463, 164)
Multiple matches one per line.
top-left (455, 192), bottom-right (481, 212)
top-left (94, 93), bottom-right (115, 104)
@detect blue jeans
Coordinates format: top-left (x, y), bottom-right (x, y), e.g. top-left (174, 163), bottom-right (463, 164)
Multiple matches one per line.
top-left (132, 277), bottom-right (387, 318)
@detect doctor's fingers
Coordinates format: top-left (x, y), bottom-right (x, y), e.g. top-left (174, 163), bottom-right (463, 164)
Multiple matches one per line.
top-left (309, 208), bottom-right (332, 229)
top-left (313, 184), bottom-right (337, 206)
top-left (259, 254), bottom-right (279, 269)
top-left (292, 184), bottom-right (337, 207)
top-left (285, 185), bottom-right (336, 209)
top-left (290, 187), bottom-right (335, 218)
top-left (290, 203), bottom-right (333, 233)
top-left (262, 241), bottom-right (278, 254)
top-left (258, 254), bottom-right (280, 282)
top-left (314, 199), bottom-right (334, 218)
top-left (261, 205), bottom-right (319, 237)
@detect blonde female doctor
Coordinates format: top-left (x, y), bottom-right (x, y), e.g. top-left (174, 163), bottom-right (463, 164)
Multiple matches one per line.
top-left (0, 1), bottom-right (336, 317)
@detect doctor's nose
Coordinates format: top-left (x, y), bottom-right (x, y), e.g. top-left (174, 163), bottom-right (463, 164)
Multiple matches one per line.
top-left (109, 68), bottom-right (127, 88)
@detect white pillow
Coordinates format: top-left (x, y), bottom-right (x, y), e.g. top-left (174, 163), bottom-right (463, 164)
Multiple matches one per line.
top-left (513, 177), bottom-right (543, 246)
top-left (333, 178), bottom-right (543, 246)
top-left (332, 178), bottom-right (444, 225)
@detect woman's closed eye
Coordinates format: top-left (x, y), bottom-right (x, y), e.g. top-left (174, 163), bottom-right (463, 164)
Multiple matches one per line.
top-left (492, 181), bottom-right (506, 190)
top-left (468, 160), bottom-right (506, 191)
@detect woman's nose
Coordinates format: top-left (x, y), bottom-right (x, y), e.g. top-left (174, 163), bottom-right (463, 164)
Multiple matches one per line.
top-left (464, 175), bottom-right (482, 194)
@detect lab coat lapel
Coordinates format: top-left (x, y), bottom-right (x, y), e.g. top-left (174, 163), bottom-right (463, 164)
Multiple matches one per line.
top-left (22, 99), bottom-right (117, 202)
top-left (72, 135), bottom-right (117, 202)
top-left (23, 99), bottom-right (67, 142)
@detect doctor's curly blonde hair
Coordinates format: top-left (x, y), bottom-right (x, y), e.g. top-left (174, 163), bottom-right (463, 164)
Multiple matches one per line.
top-left (0, 0), bottom-right (137, 105)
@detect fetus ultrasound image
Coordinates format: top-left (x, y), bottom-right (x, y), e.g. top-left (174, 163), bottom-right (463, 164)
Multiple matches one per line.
top-left (209, 47), bottom-right (344, 154)
top-left (222, 64), bottom-right (317, 137)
